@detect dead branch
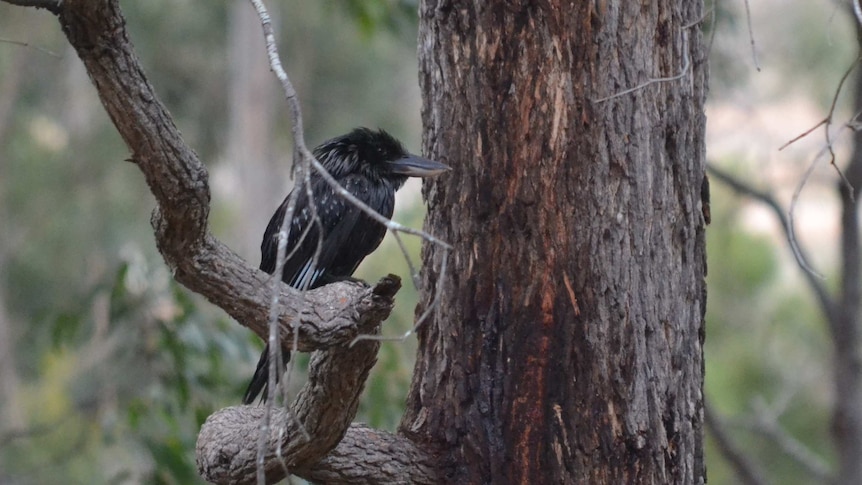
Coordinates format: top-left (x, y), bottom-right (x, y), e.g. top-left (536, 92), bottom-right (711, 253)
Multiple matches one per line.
top-left (704, 402), bottom-right (769, 485)
top-left (0, 37), bottom-right (61, 57)
top-left (742, 0), bottom-right (760, 71)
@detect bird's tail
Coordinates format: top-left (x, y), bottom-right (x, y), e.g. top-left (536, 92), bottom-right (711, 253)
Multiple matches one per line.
top-left (242, 344), bottom-right (291, 405)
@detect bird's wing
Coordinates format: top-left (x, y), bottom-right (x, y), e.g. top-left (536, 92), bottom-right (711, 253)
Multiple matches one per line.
top-left (259, 174), bottom-right (385, 290)
top-left (259, 187), bottom-right (311, 281)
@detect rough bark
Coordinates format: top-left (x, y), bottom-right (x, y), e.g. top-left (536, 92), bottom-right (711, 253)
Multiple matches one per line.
top-left (403, 1), bottom-right (708, 483)
top-left (298, 424), bottom-right (441, 484)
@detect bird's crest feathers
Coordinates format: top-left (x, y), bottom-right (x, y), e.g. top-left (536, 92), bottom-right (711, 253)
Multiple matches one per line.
top-left (313, 128), bottom-right (409, 181)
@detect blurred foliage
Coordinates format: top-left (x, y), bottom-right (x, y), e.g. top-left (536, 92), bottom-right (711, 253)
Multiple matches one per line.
top-left (335, 0), bottom-right (419, 38)
top-left (704, 176), bottom-right (834, 484)
top-left (701, 1), bottom-right (852, 483)
top-left (1, 257), bottom-right (252, 483)
top-left (706, 0), bottom-right (856, 107)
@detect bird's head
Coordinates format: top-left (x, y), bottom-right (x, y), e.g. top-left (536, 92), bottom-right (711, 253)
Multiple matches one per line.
top-left (313, 128), bottom-right (450, 186)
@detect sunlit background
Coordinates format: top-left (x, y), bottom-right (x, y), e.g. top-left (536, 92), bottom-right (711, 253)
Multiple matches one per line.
top-left (0, 1), bottom-right (857, 483)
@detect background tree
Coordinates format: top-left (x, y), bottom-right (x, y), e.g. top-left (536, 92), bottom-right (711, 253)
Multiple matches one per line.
top-left (703, 2), bottom-right (862, 484)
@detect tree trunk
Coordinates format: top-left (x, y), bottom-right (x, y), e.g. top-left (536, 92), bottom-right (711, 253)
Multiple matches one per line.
top-left (832, 19), bottom-right (862, 485)
top-left (225, 1), bottom-right (282, 257)
top-left (403, 1), bottom-right (708, 483)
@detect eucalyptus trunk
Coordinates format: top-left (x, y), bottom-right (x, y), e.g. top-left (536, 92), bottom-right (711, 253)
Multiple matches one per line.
top-left (403, 2), bottom-right (709, 483)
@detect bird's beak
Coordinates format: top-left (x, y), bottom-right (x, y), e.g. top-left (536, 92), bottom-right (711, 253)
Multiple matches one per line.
top-left (387, 154), bottom-right (451, 177)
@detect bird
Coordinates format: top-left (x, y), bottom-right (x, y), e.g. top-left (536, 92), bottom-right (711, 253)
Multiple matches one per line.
top-left (243, 127), bottom-right (450, 404)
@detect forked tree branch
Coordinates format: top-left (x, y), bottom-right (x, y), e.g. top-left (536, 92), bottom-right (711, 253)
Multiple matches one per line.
top-left (703, 402), bottom-right (768, 485)
top-left (196, 302), bottom-right (390, 484)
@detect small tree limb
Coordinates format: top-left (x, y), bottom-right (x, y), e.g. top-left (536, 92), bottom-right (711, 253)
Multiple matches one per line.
top-left (704, 402), bottom-right (769, 485)
top-left (706, 164), bottom-right (838, 325)
top-left (3, 0), bottom-right (59, 13)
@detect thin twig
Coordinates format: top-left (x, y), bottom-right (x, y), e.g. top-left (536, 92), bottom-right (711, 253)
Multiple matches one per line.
top-left (779, 55), bottom-right (860, 199)
top-left (392, 230), bottom-right (420, 289)
top-left (682, 4), bottom-right (713, 30)
top-left (0, 37), bottom-right (61, 57)
top-left (767, 55), bottom-right (862, 307)
top-left (742, 0), bottom-right (761, 71)
top-left (352, 248), bottom-right (448, 346)
top-left (247, 0), bottom-right (451, 251)
top-left (307, 157), bottom-right (452, 249)
top-left (247, 0), bottom-right (451, 481)
top-left (247, 1), bottom-right (318, 482)
top-left (703, 0), bottom-right (718, 64)
top-left (779, 56), bottom-right (861, 151)
top-left (787, 154), bottom-right (827, 280)
top-left (593, 29), bottom-right (691, 103)
top-left (704, 402), bottom-right (770, 485)
top-left (275, 425), bottom-right (292, 481)
top-left (822, 57), bottom-right (861, 201)
top-left (786, 119), bottom-right (862, 281)
top-left (727, 397), bottom-right (834, 483)
top-left (779, 119), bottom-right (828, 151)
